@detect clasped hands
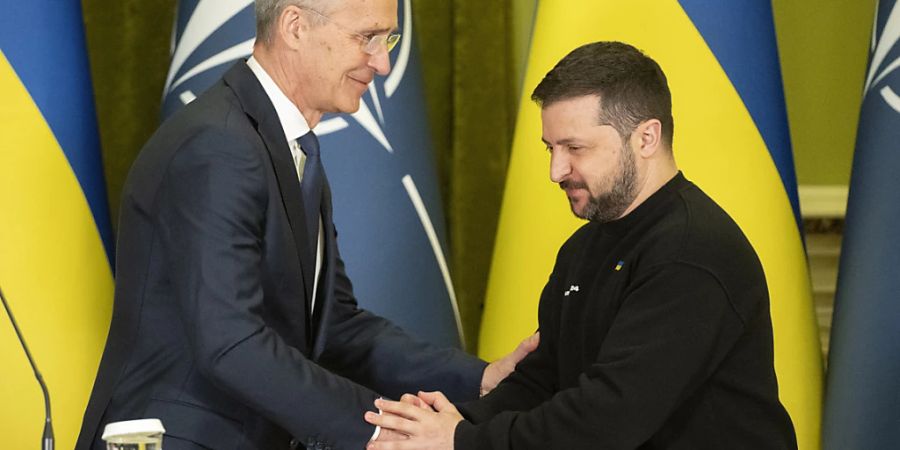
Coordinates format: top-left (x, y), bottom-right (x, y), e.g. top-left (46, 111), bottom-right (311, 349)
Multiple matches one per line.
top-left (365, 391), bottom-right (460, 450)
top-left (365, 332), bottom-right (539, 449)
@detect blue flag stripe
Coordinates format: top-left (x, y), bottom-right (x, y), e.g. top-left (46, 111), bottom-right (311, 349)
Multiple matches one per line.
top-left (0, 2), bottom-right (114, 263)
top-left (678, 0), bottom-right (801, 228)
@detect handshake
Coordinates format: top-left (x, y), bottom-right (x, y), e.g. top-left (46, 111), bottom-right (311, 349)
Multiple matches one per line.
top-left (365, 332), bottom-right (539, 450)
top-left (364, 391), bottom-right (463, 450)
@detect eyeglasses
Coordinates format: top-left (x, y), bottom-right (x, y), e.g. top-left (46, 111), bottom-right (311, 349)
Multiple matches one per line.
top-left (301, 8), bottom-right (401, 55)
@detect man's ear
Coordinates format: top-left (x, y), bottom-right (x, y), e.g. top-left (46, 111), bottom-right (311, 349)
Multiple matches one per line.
top-left (277, 5), bottom-right (307, 50)
top-left (635, 119), bottom-right (662, 158)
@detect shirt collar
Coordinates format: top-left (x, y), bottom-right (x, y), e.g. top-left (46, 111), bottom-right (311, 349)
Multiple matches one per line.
top-left (246, 56), bottom-right (310, 143)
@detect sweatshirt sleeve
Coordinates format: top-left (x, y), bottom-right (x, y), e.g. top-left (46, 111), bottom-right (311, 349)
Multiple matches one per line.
top-left (455, 263), bottom-right (746, 450)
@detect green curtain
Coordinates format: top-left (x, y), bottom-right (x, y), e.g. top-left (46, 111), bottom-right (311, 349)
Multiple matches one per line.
top-left (418, 1), bottom-right (520, 351)
top-left (82, 0), bottom-right (523, 353)
top-left (82, 0), bottom-right (176, 224)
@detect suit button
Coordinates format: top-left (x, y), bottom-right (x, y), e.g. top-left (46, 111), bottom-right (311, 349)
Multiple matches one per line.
top-left (289, 438), bottom-right (299, 449)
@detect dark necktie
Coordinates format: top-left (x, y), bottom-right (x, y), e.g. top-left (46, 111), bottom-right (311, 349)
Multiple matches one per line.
top-left (297, 131), bottom-right (323, 250)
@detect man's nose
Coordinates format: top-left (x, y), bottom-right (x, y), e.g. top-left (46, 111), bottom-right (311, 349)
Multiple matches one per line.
top-left (368, 46), bottom-right (392, 76)
top-left (549, 150), bottom-right (570, 183)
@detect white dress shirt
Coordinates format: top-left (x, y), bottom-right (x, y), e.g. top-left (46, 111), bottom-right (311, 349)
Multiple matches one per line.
top-left (245, 58), bottom-right (382, 441)
top-left (246, 57), bottom-right (324, 315)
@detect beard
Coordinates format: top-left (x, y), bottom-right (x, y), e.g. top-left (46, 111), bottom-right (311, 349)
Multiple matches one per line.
top-left (562, 144), bottom-right (639, 223)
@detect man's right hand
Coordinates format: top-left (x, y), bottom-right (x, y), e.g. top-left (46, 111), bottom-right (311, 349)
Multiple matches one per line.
top-left (375, 427), bottom-right (407, 442)
top-left (372, 394), bottom-right (431, 444)
top-left (365, 394), bottom-right (462, 450)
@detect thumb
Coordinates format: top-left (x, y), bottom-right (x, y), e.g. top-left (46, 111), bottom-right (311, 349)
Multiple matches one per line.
top-left (511, 332), bottom-right (540, 360)
top-left (418, 391), bottom-right (453, 412)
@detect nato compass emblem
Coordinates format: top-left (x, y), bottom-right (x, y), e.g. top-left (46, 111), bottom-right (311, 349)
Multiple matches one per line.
top-left (161, 0), bottom-right (256, 118)
top-left (864, 0), bottom-right (900, 113)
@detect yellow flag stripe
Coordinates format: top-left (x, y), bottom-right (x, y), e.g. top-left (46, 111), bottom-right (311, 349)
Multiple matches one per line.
top-left (0, 52), bottom-right (114, 450)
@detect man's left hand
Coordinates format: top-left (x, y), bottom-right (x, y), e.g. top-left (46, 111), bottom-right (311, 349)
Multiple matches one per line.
top-left (481, 332), bottom-right (540, 396)
top-left (365, 392), bottom-right (462, 450)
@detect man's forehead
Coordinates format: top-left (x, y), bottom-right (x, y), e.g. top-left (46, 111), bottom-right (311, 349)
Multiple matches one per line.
top-left (541, 102), bottom-right (618, 143)
top-left (542, 96), bottom-right (602, 122)
top-left (543, 94), bottom-right (601, 110)
top-left (331, 0), bottom-right (399, 29)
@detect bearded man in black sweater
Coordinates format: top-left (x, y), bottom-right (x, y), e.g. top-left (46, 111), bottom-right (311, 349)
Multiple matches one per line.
top-left (365, 41), bottom-right (798, 450)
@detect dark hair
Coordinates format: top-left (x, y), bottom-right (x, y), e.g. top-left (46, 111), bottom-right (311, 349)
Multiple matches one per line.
top-left (532, 41), bottom-right (674, 147)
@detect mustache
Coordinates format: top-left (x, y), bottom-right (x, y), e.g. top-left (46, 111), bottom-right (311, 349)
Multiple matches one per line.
top-left (559, 180), bottom-right (588, 191)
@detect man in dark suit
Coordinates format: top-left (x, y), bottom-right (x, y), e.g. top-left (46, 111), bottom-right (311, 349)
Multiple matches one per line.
top-left (75, 1), bottom-right (534, 449)
top-left (366, 42), bottom-right (797, 450)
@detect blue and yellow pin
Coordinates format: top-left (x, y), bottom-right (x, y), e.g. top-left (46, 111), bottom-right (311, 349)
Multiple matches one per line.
top-left (615, 260), bottom-right (624, 271)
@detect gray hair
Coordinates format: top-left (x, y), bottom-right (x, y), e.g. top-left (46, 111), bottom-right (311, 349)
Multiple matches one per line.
top-left (255, 0), bottom-right (334, 45)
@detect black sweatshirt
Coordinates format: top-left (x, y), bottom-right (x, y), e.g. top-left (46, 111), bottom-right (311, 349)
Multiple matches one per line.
top-left (456, 172), bottom-right (797, 450)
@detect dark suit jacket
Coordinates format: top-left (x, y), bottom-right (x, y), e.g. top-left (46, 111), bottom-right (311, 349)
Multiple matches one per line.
top-left (76, 62), bottom-right (485, 450)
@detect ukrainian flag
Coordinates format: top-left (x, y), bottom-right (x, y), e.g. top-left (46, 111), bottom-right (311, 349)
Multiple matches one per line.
top-left (0, 3), bottom-right (114, 449)
top-left (479, 1), bottom-right (822, 448)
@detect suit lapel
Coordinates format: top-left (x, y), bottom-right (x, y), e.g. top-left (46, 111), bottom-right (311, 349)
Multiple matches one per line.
top-left (223, 63), bottom-right (316, 313)
top-left (312, 175), bottom-right (335, 359)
